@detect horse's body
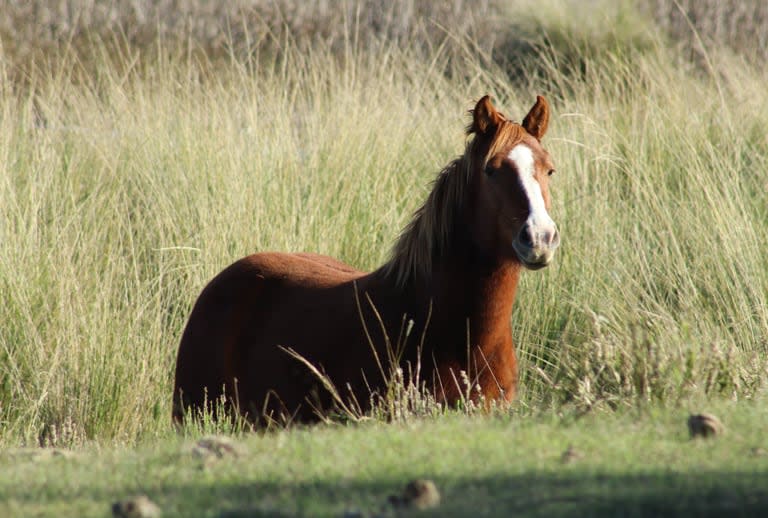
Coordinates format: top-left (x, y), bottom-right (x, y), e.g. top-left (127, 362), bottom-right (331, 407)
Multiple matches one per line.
top-left (173, 96), bottom-right (560, 424)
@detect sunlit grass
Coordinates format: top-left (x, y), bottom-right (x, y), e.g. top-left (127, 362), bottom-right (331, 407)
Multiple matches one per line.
top-left (2, 400), bottom-right (768, 517)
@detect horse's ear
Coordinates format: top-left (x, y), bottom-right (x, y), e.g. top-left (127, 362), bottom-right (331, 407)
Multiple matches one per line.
top-left (470, 95), bottom-right (503, 136)
top-left (522, 95), bottom-right (550, 140)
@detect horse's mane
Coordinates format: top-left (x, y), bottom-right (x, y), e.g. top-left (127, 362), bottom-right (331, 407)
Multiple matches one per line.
top-left (380, 118), bottom-right (527, 288)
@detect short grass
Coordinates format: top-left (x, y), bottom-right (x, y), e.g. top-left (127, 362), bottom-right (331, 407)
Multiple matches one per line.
top-left (2, 400), bottom-right (767, 517)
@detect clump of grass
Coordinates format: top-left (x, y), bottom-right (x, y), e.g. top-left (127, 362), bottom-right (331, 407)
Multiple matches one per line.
top-left (532, 311), bottom-right (765, 412)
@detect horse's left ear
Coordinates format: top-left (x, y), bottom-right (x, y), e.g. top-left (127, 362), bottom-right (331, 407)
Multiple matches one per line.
top-left (522, 95), bottom-right (550, 140)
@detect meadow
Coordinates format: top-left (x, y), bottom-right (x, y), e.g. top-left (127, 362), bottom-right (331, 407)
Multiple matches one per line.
top-left (0, 0), bottom-right (767, 515)
top-left (2, 400), bottom-right (767, 517)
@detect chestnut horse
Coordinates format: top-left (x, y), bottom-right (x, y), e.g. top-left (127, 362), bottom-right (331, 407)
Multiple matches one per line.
top-left (173, 95), bottom-right (560, 424)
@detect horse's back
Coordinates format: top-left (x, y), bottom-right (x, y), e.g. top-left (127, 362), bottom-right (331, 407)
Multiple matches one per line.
top-left (173, 252), bottom-right (369, 422)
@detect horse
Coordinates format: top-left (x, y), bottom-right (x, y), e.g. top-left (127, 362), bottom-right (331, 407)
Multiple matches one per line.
top-left (172, 95), bottom-right (560, 425)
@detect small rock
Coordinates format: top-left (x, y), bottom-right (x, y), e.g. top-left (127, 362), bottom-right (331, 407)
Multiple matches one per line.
top-left (560, 445), bottom-right (583, 464)
top-left (688, 413), bottom-right (724, 439)
top-left (194, 435), bottom-right (240, 458)
top-left (111, 495), bottom-right (161, 518)
top-left (388, 479), bottom-right (440, 510)
top-left (190, 435), bottom-right (240, 466)
top-left (749, 447), bottom-right (766, 457)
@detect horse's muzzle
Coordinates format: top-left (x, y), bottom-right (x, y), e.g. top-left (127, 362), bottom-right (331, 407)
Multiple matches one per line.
top-left (512, 223), bottom-right (560, 269)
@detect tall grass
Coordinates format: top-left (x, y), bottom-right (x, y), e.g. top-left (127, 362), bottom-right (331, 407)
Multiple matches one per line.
top-left (514, 38), bottom-right (768, 409)
top-left (1, 0), bottom-right (767, 444)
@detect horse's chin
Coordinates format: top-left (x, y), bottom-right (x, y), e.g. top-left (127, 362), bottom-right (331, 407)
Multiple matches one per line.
top-left (518, 256), bottom-right (552, 270)
top-left (512, 243), bottom-right (555, 270)
top-left (520, 258), bottom-right (551, 270)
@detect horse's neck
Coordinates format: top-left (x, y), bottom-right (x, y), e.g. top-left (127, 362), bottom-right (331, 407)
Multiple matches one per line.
top-left (368, 249), bottom-right (521, 351)
top-left (429, 254), bottom-right (521, 342)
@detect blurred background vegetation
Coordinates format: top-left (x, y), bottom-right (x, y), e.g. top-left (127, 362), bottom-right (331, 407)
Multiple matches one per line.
top-left (1, 0), bottom-right (767, 75)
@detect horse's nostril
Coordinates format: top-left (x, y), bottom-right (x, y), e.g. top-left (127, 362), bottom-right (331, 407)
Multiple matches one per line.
top-left (518, 226), bottom-right (534, 248)
top-left (550, 229), bottom-right (561, 247)
top-left (518, 225), bottom-right (560, 249)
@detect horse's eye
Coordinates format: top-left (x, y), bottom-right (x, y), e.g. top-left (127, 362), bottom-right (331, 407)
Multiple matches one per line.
top-left (485, 166), bottom-right (495, 176)
top-left (547, 169), bottom-right (556, 177)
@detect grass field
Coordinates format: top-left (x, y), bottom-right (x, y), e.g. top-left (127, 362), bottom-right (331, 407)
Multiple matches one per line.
top-left (2, 400), bottom-right (767, 517)
top-left (1, 0), bottom-right (768, 515)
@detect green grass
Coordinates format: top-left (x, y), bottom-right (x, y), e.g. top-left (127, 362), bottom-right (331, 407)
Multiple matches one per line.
top-left (2, 400), bottom-right (767, 517)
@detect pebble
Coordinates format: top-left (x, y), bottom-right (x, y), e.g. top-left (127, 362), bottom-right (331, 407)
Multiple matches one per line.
top-left (388, 479), bottom-right (440, 510)
top-left (688, 413), bottom-right (724, 438)
top-left (111, 495), bottom-right (161, 518)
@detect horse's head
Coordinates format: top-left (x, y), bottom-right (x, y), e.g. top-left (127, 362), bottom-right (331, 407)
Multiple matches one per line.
top-left (468, 95), bottom-right (560, 270)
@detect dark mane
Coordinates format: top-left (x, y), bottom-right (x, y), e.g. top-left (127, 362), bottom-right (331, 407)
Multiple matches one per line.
top-left (379, 120), bottom-right (526, 288)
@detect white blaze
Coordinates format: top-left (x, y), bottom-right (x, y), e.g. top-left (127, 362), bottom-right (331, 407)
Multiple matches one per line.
top-left (507, 144), bottom-right (556, 232)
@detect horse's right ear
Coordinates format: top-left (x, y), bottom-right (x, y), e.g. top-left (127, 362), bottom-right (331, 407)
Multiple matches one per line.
top-left (469, 95), bottom-right (503, 136)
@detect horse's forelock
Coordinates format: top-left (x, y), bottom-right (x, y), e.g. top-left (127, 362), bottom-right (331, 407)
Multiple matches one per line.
top-left (483, 121), bottom-right (526, 165)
